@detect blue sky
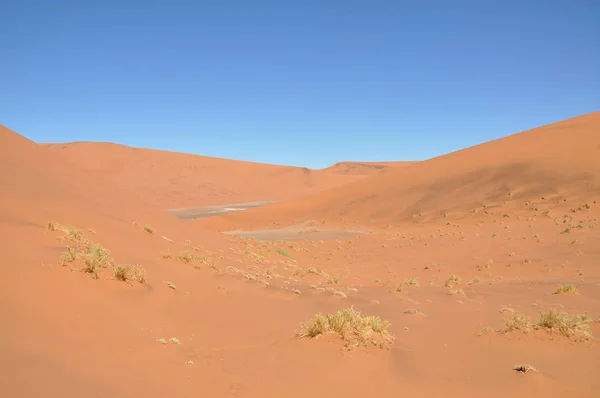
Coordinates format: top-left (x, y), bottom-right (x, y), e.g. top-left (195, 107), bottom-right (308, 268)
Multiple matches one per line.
top-left (2, 1), bottom-right (599, 168)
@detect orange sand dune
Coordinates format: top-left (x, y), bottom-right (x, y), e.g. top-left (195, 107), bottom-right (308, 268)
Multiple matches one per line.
top-left (2, 118), bottom-right (600, 398)
top-left (44, 142), bottom-right (405, 208)
top-left (200, 111), bottom-right (600, 231)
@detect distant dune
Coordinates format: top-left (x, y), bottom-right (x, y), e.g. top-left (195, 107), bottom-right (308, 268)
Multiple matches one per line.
top-left (44, 142), bottom-right (406, 208)
top-left (199, 111), bottom-right (600, 230)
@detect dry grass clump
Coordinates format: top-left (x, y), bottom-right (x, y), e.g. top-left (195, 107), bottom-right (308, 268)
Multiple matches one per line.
top-left (396, 277), bottom-right (419, 292)
top-left (297, 307), bottom-right (394, 349)
top-left (61, 246), bottom-right (78, 266)
top-left (536, 309), bottom-right (592, 341)
top-left (82, 243), bottom-right (113, 279)
top-left (161, 250), bottom-right (174, 259)
top-left (176, 250), bottom-right (195, 263)
top-left (444, 274), bottom-right (461, 288)
top-left (554, 284), bottom-right (578, 294)
top-left (513, 364), bottom-right (537, 373)
top-left (501, 309), bottom-right (593, 341)
top-left (113, 264), bottom-right (146, 284)
top-left (172, 250), bottom-right (212, 266)
top-left (501, 312), bottom-right (532, 334)
top-left (144, 225), bottom-right (154, 234)
top-left (468, 277), bottom-right (482, 285)
top-left (307, 267), bottom-right (325, 276)
top-left (448, 288), bottom-right (465, 295)
top-left (47, 222), bottom-right (146, 283)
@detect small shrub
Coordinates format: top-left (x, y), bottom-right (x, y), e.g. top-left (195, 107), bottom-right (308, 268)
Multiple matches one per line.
top-left (144, 225), bottom-right (154, 234)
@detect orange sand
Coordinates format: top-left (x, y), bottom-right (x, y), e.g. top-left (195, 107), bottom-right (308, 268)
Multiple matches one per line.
top-left (1, 112), bottom-right (599, 397)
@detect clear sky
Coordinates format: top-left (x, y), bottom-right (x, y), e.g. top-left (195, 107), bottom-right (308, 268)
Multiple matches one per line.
top-left (2, 1), bottom-right (599, 168)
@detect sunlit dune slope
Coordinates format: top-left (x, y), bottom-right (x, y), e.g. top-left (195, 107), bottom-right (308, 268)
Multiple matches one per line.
top-left (44, 142), bottom-right (403, 208)
top-left (200, 111), bottom-right (600, 230)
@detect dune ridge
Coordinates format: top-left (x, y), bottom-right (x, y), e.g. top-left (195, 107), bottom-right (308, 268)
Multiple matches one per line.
top-left (44, 142), bottom-right (406, 208)
top-left (198, 111), bottom-right (600, 230)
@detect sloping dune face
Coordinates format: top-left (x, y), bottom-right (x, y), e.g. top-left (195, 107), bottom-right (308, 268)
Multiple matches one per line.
top-left (44, 143), bottom-right (399, 208)
top-left (205, 112), bottom-right (600, 229)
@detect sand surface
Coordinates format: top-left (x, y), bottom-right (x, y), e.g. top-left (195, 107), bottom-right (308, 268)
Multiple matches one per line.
top-left (45, 142), bottom-right (411, 208)
top-left (2, 113), bottom-right (600, 397)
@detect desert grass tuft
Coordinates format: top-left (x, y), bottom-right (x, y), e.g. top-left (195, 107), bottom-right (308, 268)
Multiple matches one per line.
top-left (61, 246), bottom-right (78, 266)
top-left (297, 307), bottom-right (394, 349)
top-left (536, 309), bottom-right (592, 341)
top-left (307, 267), bottom-right (325, 276)
top-left (396, 277), bottom-right (419, 292)
top-left (444, 274), bottom-right (461, 288)
top-left (113, 264), bottom-right (147, 284)
top-left (144, 225), bottom-right (154, 234)
top-left (161, 250), bottom-right (174, 259)
top-left (82, 243), bottom-right (113, 279)
top-left (554, 284), bottom-right (578, 295)
top-left (45, 221), bottom-right (62, 232)
top-left (513, 364), bottom-right (537, 373)
top-left (501, 312), bottom-right (532, 334)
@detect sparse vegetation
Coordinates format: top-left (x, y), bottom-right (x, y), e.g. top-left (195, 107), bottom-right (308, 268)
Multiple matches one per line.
top-left (82, 243), bottom-right (113, 279)
top-left (61, 246), bottom-right (78, 265)
top-left (554, 284), bottom-right (578, 294)
top-left (396, 277), bottom-right (419, 292)
top-left (177, 250), bottom-right (195, 263)
top-left (444, 274), bottom-right (461, 288)
top-left (478, 327), bottom-right (493, 336)
top-left (501, 309), bottom-right (593, 341)
top-left (513, 364), bottom-right (537, 373)
top-left (275, 248), bottom-right (295, 260)
top-left (144, 225), bottom-right (154, 234)
top-left (536, 310), bottom-right (592, 341)
top-left (501, 312), bottom-right (532, 334)
top-left (297, 307), bottom-right (394, 349)
top-left (307, 267), bottom-right (325, 276)
top-left (113, 264), bottom-right (146, 284)
top-left (161, 250), bottom-right (173, 259)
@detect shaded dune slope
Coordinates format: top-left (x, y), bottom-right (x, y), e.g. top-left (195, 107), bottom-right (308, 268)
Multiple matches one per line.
top-left (44, 142), bottom-right (403, 208)
top-left (200, 111), bottom-right (600, 230)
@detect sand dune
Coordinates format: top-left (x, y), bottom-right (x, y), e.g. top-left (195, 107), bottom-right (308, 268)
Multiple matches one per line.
top-left (2, 113), bottom-right (599, 398)
top-left (199, 111), bottom-right (600, 230)
top-left (44, 142), bottom-right (404, 208)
